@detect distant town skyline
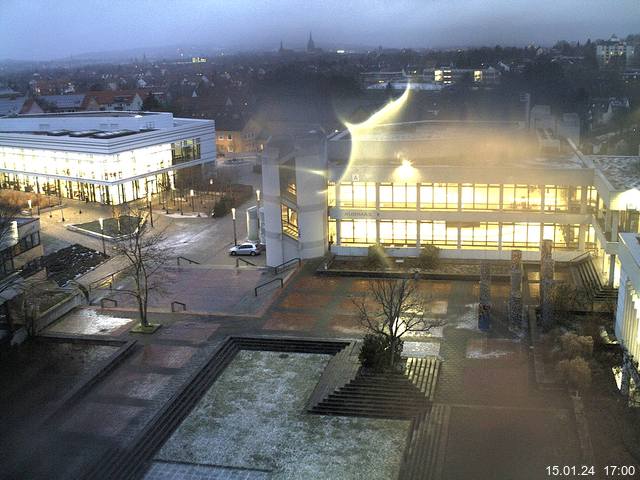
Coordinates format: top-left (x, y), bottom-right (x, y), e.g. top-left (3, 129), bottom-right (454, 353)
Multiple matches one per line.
top-left (1, 0), bottom-right (639, 61)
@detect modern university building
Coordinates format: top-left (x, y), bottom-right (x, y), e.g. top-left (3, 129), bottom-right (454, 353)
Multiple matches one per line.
top-left (261, 92), bottom-right (640, 398)
top-left (0, 111), bottom-right (215, 205)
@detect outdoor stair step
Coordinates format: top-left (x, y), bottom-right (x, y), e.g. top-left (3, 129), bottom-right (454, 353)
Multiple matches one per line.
top-left (311, 405), bottom-right (421, 419)
top-left (399, 403), bottom-right (451, 480)
top-left (325, 394), bottom-right (427, 406)
top-left (333, 390), bottom-right (426, 402)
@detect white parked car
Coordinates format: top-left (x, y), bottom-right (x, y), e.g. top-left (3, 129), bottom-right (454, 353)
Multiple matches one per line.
top-left (229, 242), bottom-right (263, 256)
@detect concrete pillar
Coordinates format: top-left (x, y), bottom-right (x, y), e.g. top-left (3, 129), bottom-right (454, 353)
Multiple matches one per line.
top-left (478, 262), bottom-right (491, 331)
top-left (540, 239), bottom-right (555, 330)
top-left (509, 250), bottom-right (523, 330)
top-left (608, 255), bottom-right (617, 287)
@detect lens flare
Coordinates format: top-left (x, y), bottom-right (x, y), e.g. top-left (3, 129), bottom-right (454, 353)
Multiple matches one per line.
top-left (339, 83), bottom-right (411, 183)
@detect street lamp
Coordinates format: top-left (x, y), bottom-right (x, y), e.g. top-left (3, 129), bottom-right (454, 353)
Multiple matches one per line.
top-left (231, 207), bottom-right (237, 246)
top-left (190, 189), bottom-right (195, 213)
top-left (27, 199), bottom-right (32, 217)
top-left (147, 191), bottom-right (154, 227)
top-left (256, 189), bottom-right (261, 204)
top-left (98, 217), bottom-right (106, 256)
top-left (59, 191), bottom-right (65, 222)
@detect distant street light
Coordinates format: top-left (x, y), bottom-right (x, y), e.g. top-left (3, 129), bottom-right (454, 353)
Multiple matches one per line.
top-left (98, 217), bottom-right (106, 255)
top-left (58, 191), bottom-right (65, 222)
top-left (27, 199), bottom-right (32, 217)
top-left (190, 188), bottom-right (197, 215)
top-left (231, 207), bottom-right (237, 246)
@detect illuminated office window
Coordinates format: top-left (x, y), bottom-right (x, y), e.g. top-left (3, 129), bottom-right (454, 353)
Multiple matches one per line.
top-left (340, 219), bottom-right (377, 245)
top-left (503, 184), bottom-right (542, 210)
top-left (542, 223), bottom-right (580, 249)
top-left (327, 182), bottom-right (336, 207)
top-left (461, 184), bottom-right (501, 210)
top-left (328, 218), bottom-right (337, 245)
top-left (587, 187), bottom-right (598, 213)
top-left (502, 222), bottom-right (541, 249)
top-left (281, 204), bottom-right (299, 239)
top-left (379, 220), bottom-right (417, 246)
top-left (460, 222), bottom-right (500, 249)
top-left (425, 183), bottom-right (458, 210)
top-left (379, 183), bottom-right (393, 208)
top-left (339, 182), bottom-right (376, 208)
top-left (420, 221), bottom-right (457, 248)
top-left (544, 186), bottom-right (569, 212)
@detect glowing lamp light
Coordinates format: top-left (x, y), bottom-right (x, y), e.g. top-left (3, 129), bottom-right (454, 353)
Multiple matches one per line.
top-left (27, 199), bottom-right (32, 209)
top-left (98, 217), bottom-right (104, 229)
top-left (395, 158), bottom-right (417, 182)
top-left (231, 207), bottom-right (236, 220)
top-left (190, 189), bottom-right (194, 197)
top-left (256, 189), bottom-right (261, 202)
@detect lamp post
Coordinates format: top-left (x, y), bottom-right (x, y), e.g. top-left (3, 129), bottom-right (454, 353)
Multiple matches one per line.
top-left (98, 217), bottom-right (107, 256)
top-left (27, 199), bottom-right (32, 217)
top-left (147, 191), bottom-right (154, 227)
top-left (231, 207), bottom-right (237, 246)
top-left (190, 189), bottom-right (195, 213)
top-left (178, 189), bottom-right (183, 215)
top-left (58, 191), bottom-right (65, 222)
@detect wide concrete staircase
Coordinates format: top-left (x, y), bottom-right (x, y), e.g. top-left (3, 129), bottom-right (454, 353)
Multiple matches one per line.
top-left (571, 255), bottom-right (617, 302)
top-left (309, 356), bottom-right (441, 420)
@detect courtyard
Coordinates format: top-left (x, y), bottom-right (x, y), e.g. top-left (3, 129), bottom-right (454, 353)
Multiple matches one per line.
top-left (3, 260), bottom-right (615, 480)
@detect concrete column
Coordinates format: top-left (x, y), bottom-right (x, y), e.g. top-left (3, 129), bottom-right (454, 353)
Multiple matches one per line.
top-left (578, 223), bottom-right (587, 251)
top-left (478, 262), bottom-right (491, 331)
top-left (611, 211), bottom-right (620, 240)
top-left (540, 239), bottom-right (555, 330)
top-left (509, 250), bottom-right (523, 330)
top-left (608, 254), bottom-right (617, 287)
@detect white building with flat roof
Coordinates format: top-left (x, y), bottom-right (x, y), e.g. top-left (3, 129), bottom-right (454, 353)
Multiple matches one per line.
top-left (0, 111), bottom-right (215, 205)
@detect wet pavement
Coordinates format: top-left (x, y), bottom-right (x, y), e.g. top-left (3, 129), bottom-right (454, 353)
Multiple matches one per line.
top-left (10, 260), bottom-right (583, 480)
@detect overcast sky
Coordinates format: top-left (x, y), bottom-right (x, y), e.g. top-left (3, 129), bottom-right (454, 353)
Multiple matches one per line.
top-left (1, 0), bottom-right (639, 60)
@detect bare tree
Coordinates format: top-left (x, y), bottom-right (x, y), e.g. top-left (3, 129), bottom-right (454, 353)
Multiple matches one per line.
top-left (112, 206), bottom-right (172, 328)
top-left (352, 277), bottom-right (446, 369)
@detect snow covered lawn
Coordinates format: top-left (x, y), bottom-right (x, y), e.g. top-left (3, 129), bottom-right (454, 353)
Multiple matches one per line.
top-left (157, 350), bottom-right (409, 479)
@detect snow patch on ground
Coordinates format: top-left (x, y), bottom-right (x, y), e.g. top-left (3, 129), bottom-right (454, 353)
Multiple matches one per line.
top-left (156, 351), bottom-right (409, 479)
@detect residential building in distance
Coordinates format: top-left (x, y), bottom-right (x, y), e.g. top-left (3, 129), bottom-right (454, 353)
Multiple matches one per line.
top-left (85, 90), bottom-right (145, 111)
top-left (596, 35), bottom-right (635, 67)
top-left (0, 111), bottom-right (215, 204)
top-left (213, 110), bottom-right (259, 156)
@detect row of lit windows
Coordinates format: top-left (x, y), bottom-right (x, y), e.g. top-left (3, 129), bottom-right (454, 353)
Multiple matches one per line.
top-left (329, 182), bottom-right (597, 212)
top-left (331, 219), bottom-right (585, 250)
top-left (281, 204), bottom-right (299, 239)
top-left (0, 143), bottom-right (179, 182)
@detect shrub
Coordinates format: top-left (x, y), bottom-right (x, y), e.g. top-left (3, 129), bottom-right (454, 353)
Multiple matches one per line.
top-left (213, 195), bottom-right (233, 217)
top-left (359, 334), bottom-right (388, 372)
top-left (558, 332), bottom-right (594, 359)
top-left (366, 244), bottom-right (388, 270)
top-left (359, 333), bottom-right (404, 372)
top-left (556, 356), bottom-right (592, 391)
top-left (417, 245), bottom-right (440, 270)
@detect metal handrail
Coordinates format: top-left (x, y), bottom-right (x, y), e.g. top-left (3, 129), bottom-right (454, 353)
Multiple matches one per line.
top-left (88, 268), bottom-right (127, 292)
top-left (569, 251), bottom-right (592, 264)
top-left (177, 256), bottom-right (200, 266)
top-left (274, 257), bottom-right (301, 275)
top-left (171, 301), bottom-right (187, 312)
top-left (254, 277), bottom-right (284, 296)
top-left (237, 257), bottom-right (256, 266)
top-left (100, 298), bottom-right (118, 308)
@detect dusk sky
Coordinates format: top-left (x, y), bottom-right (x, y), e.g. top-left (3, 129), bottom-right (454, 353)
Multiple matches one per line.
top-left (1, 0), bottom-right (639, 60)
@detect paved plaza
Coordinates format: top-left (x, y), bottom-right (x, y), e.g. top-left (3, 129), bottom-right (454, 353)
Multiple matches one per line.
top-left (6, 259), bottom-right (587, 480)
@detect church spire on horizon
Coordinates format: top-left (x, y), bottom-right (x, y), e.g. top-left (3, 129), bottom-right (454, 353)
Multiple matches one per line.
top-left (307, 31), bottom-right (315, 52)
